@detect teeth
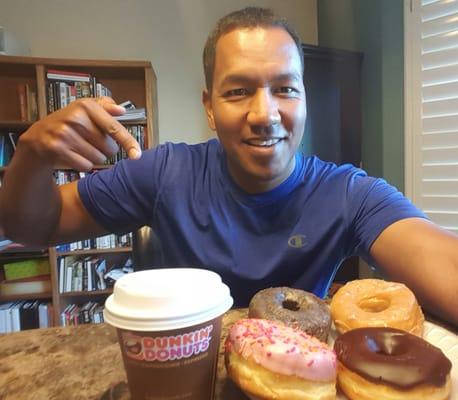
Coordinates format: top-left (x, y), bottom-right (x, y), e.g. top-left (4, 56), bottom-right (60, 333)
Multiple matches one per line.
top-left (249, 138), bottom-right (281, 147)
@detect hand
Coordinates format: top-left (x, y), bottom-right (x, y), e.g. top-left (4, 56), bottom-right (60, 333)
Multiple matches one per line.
top-left (17, 97), bottom-right (142, 171)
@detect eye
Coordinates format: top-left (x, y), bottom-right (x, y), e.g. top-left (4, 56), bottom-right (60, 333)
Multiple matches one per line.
top-left (274, 87), bottom-right (299, 96)
top-left (223, 88), bottom-right (250, 97)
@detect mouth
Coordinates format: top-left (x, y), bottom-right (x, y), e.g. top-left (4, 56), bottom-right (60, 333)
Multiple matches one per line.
top-left (244, 137), bottom-right (285, 147)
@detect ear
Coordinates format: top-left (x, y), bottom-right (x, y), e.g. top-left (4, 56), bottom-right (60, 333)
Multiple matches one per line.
top-left (202, 89), bottom-right (216, 131)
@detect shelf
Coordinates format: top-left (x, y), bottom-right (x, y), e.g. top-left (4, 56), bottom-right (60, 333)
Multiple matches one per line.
top-left (0, 252), bottom-right (49, 261)
top-left (59, 289), bottom-right (113, 297)
top-left (2, 164), bottom-right (116, 174)
top-left (56, 247), bottom-right (132, 256)
top-left (0, 120), bottom-right (33, 130)
top-left (53, 164), bottom-right (113, 171)
top-left (0, 292), bottom-right (52, 302)
top-left (119, 119), bottom-right (147, 126)
top-left (0, 54), bottom-right (157, 327)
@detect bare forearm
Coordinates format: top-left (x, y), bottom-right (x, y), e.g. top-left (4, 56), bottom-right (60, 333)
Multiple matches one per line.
top-left (371, 218), bottom-right (458, 328)
top-left (404, 250), bottom-right (458, 327)
top-left (0, 144), bottom-right (61, 246)
top-left (0, 98), bottom-right (140, 246)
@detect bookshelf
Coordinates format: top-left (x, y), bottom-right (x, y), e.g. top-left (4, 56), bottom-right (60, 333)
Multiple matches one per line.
top-left (0, 54), bottom-right (158, 331)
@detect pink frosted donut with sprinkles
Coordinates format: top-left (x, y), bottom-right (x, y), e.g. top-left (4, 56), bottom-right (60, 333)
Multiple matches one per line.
top-left (224, 318), bottom-right (337, 400)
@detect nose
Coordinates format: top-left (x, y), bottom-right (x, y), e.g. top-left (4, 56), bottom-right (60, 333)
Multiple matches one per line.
top-left (247, 88), bottom-right (281, 127)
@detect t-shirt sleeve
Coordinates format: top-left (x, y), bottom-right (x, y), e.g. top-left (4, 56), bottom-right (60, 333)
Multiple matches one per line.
top-left (346, 173), bottom-right (427, 258)
top-left (77, 143), bottom-right (171, 235)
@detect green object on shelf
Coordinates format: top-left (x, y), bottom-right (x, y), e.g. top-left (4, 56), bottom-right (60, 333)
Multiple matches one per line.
top-left (4, 259), bottom-right (51, 280)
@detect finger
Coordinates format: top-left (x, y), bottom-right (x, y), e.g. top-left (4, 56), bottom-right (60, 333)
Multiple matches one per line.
top-left (61, 129), bottom-right (109, 165)
top-left (96, 96), bottom-right (126, 116)
top-left (55, 148), bottom-right (96, 172)
top-left (68, 118), bottom-right (119, 158)
top-left (85, 102), bottom-right (142, 160)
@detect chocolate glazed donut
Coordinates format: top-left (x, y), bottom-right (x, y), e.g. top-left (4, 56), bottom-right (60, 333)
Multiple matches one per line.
top-left (334, 327), bottom-right (452, 400)
top-left (248, 287), bottom-right (331, 342)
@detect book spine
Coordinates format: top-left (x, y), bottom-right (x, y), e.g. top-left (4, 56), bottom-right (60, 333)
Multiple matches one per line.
top-left (17, 84), bottom-right (27, 121)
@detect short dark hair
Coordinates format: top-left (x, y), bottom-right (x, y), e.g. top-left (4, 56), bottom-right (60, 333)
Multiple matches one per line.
top-left (203, 7), bottom-right (304, 93)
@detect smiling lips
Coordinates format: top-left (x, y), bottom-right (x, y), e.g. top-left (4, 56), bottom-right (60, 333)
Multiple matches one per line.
top-left (245, 137), bottom-right (285, 147)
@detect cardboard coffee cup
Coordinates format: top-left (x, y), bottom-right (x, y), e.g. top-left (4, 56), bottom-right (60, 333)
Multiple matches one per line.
top-left (104, 268), bottom-right (233, 400)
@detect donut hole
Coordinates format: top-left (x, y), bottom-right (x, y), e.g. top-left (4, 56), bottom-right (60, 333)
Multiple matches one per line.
top-left (358, 296), bottom-right (390, 313)
top-left (282, 299), bottom-right (300, 311)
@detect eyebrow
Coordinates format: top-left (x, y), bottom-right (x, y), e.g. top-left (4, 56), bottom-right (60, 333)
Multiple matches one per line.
top-left (220, 72), bottom-right (302, 87)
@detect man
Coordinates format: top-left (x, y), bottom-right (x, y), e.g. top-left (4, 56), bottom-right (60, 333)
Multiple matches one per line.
top-left (1, 8), bottom-right (457, 323)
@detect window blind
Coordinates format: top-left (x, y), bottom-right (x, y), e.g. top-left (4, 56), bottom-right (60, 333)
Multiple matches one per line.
top-left (405, 0), bottom-right (458, 234)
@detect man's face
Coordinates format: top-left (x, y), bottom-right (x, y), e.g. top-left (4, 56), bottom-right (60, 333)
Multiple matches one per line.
top-left (203, 26), bottom-right (306, 193)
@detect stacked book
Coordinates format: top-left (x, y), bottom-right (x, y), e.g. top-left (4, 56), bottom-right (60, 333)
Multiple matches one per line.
top-left (106, 125), bottom-right (145, 164)
top-left (0, 258), bottom-right (51, 296)
top-left (60, 301), bottom-right (104, 326)
top-left (58, 256), bottom-right (107, 293)
top-left (55, 232), bottom-right (132, 252)
top-left (57, 255), bottom-right (133, 294)
top-left (114, 107), bottom-right (146, 122)
top-left (46, 69), bottom-right (112, 112)
top-left (53, 170), bottom-right (88, 185)
top-left (0, 301), bottom-right (52, 333)
top-left (114, 100), bottom-right (147, 122)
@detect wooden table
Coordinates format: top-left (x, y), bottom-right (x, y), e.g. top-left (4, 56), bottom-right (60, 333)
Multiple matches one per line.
top-left (1, 307), bottom-right (456, 400)
top-left (0, 309), bottom-right (249, 400)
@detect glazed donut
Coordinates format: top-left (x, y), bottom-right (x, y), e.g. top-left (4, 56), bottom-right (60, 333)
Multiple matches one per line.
top-left (330, 279), bottom-right (424, 336)
top-left (334, 327), bottom-right (452, 400)
top-left (225, 318), bottom-right (337, 400)
top-left (248, 287), bottom-right (331, 342)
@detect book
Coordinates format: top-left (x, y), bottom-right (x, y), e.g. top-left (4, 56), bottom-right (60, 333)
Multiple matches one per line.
top-left (46, 69), bottom-right (91, 82)
top-left (20, 300), bottom-right (39, 330)
top-left (17, 83), bottom-right (27, 121)
top-left (114, 107), bottom-right (146, 121)
top-left (16, 84), bottom-right (38, 121)
top-left (0, 242), bottom-right (47, 255)
top-left (0, 276), bottom-right (51, 296)
top-left (0, 135), bottom-right (4, 166)
top-left (0, 236), bottom-right (12, 251)
top-left (10, 301), bottom-right (22, 332)
top-left (0, 132), bottom-right (14, 167)
top-left (3, 259), bottom-right (50, 280)
top-left (38, 302), bottom-right (51, 328)
top-left (65, 263), bottom-right (74, 292)
top-left (8, 132), bottom-right (19, 151)
top-left (0, 302), bottom-right (13, 333)
top-left (58, 257), bottom-right (65, 293)
top-left (0, 134), bottom-right (14, 167)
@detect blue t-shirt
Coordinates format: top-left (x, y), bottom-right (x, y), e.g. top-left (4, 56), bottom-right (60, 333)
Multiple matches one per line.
top-left (78, 139), bottom-right (425, 306)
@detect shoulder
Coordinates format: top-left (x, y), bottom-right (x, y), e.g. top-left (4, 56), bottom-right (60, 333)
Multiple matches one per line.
top-left (299, 155), bottom-right (406, 205)
top-left (301, 155), bottom-right (369, 187)
top-left (135, 138), bottom-right (222, 186)
top-left (143, 138), bottom-right (220, 164)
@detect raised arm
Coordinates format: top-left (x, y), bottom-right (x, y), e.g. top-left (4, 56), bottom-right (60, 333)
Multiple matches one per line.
top-left (370, 217), bottom-right (458, 327)
top-left (0, 98), bottom-right (142, 246)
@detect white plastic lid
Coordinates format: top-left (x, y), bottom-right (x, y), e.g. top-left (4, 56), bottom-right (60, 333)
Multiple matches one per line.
top-left (103, 268), bottom-right (233, 331)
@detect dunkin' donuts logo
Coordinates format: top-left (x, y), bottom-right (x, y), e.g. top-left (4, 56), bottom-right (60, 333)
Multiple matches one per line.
top-left (122, 324), bottom-right (213, 362)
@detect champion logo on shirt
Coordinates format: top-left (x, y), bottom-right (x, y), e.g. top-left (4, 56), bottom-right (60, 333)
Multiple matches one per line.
top-left (288, 234), bottom-right (307, 248)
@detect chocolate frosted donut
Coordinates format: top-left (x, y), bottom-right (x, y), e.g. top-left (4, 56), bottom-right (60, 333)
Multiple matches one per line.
top-left (248, 287), bottom-right (331, 342)
top-left (334, 327), bottom-right (452, 400)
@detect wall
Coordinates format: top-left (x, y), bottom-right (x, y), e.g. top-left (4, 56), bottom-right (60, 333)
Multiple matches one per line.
top-left (0, 0), bottom-right (317, 145)
top-left (317, 0), bottom-right (405, 191)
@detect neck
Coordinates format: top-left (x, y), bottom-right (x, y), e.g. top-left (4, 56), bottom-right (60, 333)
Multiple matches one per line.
top-left (226, 157), bottom-right (297, 195)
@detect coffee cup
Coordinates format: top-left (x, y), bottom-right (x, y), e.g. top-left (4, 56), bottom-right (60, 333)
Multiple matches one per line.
top-left (104, 268), bottom-right (233, 400)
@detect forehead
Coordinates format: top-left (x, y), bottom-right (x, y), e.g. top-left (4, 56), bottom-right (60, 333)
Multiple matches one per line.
top-left (213, 27), bottom-right (303, 84)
